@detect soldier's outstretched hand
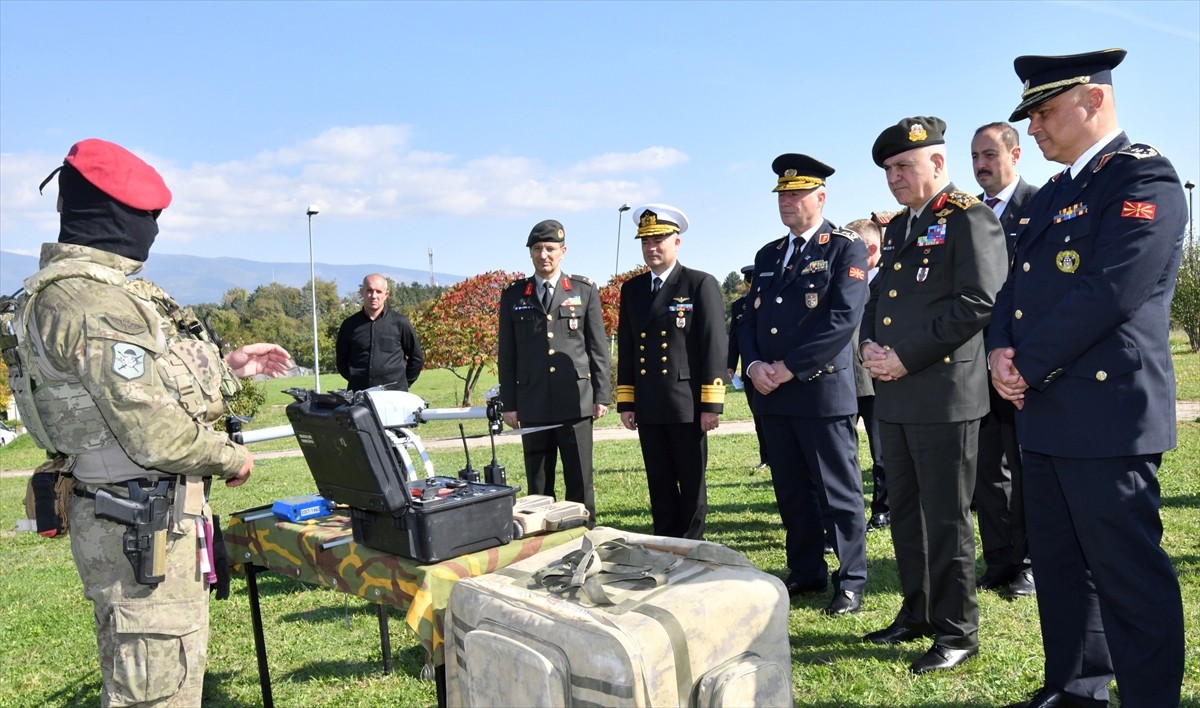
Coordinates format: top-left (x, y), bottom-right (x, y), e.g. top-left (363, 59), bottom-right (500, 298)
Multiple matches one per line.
top-left (226, 343), bottom-right (293, 378)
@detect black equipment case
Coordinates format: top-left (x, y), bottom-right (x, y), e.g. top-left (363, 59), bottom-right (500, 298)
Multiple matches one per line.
top-left (285, 390), bottom-right (516, 563)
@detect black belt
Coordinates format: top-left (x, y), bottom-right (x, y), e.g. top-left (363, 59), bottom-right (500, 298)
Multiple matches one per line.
top-left (74, 477), bottom-right (176, 501)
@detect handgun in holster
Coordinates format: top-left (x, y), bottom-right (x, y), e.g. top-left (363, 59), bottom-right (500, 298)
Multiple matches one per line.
top-left (93, 480), bottom-right (172, 588)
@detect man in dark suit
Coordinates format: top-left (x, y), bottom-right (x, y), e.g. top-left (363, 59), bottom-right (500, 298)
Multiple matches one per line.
top-left (990, 49), bottom-right (1185, 708)
top-left (617, 204), bottom-right (726, 540)
top-left (860, 117), bottom-right (1008, 674)
top-left (846, 216), bottom-right (890, 532)
top-left (970, 121), bottom-right (1039, 599)
top-left (727, 265), bottom-right (769, 470)
top-left (739, 154), bottom-right (869, 616)
top-left (498, 220), bottom-right (611, 522)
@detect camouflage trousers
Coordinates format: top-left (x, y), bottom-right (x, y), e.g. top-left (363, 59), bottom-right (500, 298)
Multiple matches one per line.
top-left (69, 487), bottom-right (210, 707)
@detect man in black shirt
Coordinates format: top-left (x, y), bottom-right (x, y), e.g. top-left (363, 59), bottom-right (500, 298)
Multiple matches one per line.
top-left (335, 273), bottom-right (424, 391)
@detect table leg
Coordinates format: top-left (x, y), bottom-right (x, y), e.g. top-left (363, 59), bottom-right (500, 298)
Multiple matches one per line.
top-left (246, 564), bottom-right (274, 708)
top-left (377, 603), bottom-right (393, 674)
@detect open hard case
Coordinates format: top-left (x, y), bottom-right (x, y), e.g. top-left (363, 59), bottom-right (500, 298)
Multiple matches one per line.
top-left (285, 389), bottom-right (517, 563)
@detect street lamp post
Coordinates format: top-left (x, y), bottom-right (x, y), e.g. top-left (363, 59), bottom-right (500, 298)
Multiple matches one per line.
top-left (613, 203), bottom-right (632, 279)
top-left (1185, 180), bottom-right (1195, 249)
top-left (306, 206), bottom-right (321, 392)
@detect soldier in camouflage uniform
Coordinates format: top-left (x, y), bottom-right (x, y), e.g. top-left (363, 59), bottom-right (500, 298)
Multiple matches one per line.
top-left (19, 139), bottom-right (291, 706)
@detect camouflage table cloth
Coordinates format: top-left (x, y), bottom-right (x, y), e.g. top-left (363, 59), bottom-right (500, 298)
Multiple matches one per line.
top-left (223, 506), bottom-right (587, 664)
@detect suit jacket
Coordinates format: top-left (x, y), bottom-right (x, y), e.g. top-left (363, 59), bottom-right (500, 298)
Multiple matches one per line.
top-left (987, 134), bottom-right (1186, 458)
top-left (498, 273), bottom-right (611, 423)
top-left (987, 178), bottom-right (1040, 259)
top-left (852, 273), bottom-right (882, 399)
top-left (616, 264), bottom-right (726, 424)
top-left (738, 219), bottom-right (868, 417)
top-left (727, 293), bottom-right (749, 373)
top-left (862, 183), bottom-right (1008, 424)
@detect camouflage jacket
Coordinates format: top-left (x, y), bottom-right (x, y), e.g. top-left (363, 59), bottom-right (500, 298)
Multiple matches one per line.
top-left (20, 243), bottom-right (247, 484)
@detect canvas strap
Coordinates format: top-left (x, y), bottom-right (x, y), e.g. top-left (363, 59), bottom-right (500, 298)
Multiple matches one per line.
top-left (532, 534), bottom-right (682, 606)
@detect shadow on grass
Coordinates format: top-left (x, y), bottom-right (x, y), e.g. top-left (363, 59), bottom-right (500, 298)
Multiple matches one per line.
top-left (1162, 491), bottom-right (1200, 509)
top-left (39, 674), bottom-right (101, 707)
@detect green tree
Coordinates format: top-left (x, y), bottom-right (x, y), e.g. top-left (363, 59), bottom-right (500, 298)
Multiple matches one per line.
top-left (720, 270), bottom-right (749, 328)
top-left (0, 359), bottom-right (11, 415)
top-left (1171, 233), bottom-right (1200, 352)
top-left (412, 270), bottom-right (517, 405)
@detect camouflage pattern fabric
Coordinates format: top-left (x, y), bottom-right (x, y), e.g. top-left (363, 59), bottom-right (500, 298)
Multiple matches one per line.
top-left (70, 487), bottom-right (209, 707)
top-left (224, 508), bottom-right (586, 664)
top-left (24, 243), bottom-right (246, 482)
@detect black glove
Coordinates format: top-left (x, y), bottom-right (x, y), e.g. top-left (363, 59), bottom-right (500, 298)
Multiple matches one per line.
top-left (210, 515), bottom-right (231, 601)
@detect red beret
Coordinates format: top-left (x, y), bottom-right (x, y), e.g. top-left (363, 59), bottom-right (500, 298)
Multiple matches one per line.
top-left (64, 138), bottom-right (172, 211)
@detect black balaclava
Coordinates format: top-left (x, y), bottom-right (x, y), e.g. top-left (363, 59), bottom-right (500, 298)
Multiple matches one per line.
top-left (57, 163), bottom-right (159, 263)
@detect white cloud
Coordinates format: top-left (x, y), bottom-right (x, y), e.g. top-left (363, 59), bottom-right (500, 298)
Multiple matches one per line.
top-left (0, 126), bottom-right (679, 252)
top-left (571, 147), bottom-right (689, 174)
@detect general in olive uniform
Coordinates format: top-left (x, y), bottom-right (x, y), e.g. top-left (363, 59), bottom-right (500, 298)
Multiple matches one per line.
top-left (10, 139), bottom-right (291, 706)
top-left (989, 50), bottom-right (1186, 708)
top-left (860, 117), bottom-right (1008, 674)
top-left (738, 154), bottom-right (869, 615)
top-left (498, 220), bottom-right (611, 522)
top-left (616, 204), bottom-right (726, 539)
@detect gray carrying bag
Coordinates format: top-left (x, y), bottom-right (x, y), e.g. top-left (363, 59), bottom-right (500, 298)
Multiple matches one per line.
top-left (445, 527), bottom-right (794, 707)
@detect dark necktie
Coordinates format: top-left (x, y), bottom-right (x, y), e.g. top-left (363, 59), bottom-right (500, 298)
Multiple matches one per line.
top-left (651, 276), bottom-right (662, 294)
top-left (542, 283), bottom-right (554, 311)
top-left (785, 238), bottom-right (803, 271)
top-left (985, 197), bottom-right (1000, 209)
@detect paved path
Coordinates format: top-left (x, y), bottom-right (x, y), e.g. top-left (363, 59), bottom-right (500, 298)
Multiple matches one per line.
top-left (4, 401), bottom-right (1199, 477)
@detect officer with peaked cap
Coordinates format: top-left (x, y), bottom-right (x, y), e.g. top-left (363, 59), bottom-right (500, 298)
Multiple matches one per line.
top-left (988, 49), bottom-right (1186, 708)
top-left (498, 219), bottom-right (611, 522)
top-left (726, 264), bottom-right (768, 470)
top-left (738, 153), bottom-right (870, 616)
top-left (616, 204), bottom-right (726, 539)
top-left (860, 118), bottom-right (1008, 673)
top-left (16, 138), bottom-right (291, 705)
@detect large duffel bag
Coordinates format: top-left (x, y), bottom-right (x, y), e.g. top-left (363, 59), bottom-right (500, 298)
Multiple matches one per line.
top-left (445, 527), bottom-right (793, 707)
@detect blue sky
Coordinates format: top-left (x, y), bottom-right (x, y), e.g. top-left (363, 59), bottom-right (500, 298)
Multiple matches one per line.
top-left (2, 0), bottom-right (1197, 288)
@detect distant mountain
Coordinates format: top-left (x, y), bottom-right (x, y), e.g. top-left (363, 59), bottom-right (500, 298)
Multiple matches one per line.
top-left (0, 251), bottom-right (462, 305)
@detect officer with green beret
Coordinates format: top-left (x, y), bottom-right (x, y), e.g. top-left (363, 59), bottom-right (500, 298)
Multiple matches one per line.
top-left (498, 220), bottom-right (611, 523)
top-left (860, 117), bottom-right (1008, 673)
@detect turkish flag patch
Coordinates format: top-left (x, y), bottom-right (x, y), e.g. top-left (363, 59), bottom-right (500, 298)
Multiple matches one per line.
top-left (1121, 201), bottom-right (1156, 220)
top-left (848, 266), bottom-right (866, 281)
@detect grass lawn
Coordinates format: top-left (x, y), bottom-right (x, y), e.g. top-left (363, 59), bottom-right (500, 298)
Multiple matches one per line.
top-left (0, 356), bottom-right (1197, 706)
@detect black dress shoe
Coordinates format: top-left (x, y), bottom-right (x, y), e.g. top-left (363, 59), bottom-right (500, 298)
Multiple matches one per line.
top-left (1003, 570), bottom-right (1036, 599)
top-left (977, 570), bottom-right (1011, 590)
top-left (784, 577), bottom-right (827, 597)
top-left (1003, 686), bottom-right (1109, 708)
top-left (867, 512), bottom-right (890, 530)
top-left (863, 621), bottom-right (930, 645)
top-left (909, 643), bottom-right (977, 674)
top-left (824, 589), bottom-right (862, 615)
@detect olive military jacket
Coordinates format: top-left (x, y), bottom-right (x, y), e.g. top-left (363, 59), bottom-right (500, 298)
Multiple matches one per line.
top-left (497, 274), bottom-right (611, 424)
top-left (862, 184), bottom-right (1008, 424)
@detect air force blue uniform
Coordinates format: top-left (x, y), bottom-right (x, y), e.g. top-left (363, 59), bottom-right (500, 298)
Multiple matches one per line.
top-left (988, 134), bottom-right (1186, 706)
top-left (740, 219), bottom-right (869, 595)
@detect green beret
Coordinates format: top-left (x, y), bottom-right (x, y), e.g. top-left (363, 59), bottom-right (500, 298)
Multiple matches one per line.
top-left (872, 116), bottom-right (947, 167)
top-left (527, 219), bottom-right (565, 247)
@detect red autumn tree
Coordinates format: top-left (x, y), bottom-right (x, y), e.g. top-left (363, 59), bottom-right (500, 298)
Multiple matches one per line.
top-left (599, 265), bottom-right (649, 338)
top-left (413, 269), bottom-right (521, 406)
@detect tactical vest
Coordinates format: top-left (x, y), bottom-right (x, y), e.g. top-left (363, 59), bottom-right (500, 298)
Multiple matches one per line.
top-left (1, 257), bottom-right (240, 456)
